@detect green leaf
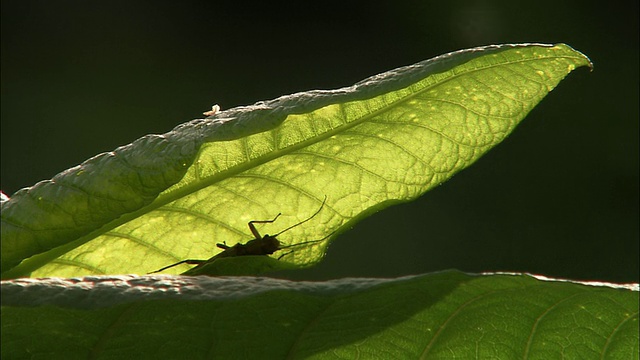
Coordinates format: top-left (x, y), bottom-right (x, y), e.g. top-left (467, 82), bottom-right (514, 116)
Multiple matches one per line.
top-left (1, 43), bottom-right (592, 278)
top-left (2, 271), bottom-right (637, 359)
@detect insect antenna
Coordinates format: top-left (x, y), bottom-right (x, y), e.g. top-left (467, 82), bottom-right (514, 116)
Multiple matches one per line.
top-left (272, 195), bottom-right (327, 237)
top-left (276, 228), bottom-right (340, 260)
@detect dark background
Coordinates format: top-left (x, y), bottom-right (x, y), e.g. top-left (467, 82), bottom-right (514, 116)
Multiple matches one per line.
top-left (2, 1), bottom-right (638, 282)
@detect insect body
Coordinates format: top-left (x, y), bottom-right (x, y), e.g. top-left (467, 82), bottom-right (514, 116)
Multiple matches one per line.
top-left (149, 197), bottom-right (327, 274)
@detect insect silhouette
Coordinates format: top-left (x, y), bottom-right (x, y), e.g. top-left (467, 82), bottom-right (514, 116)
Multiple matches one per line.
top-left (149, 196), bottom-right (327, 274)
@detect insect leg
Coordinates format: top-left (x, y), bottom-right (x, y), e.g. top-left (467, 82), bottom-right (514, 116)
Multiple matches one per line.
top-left (248, 213), bottom-right (281, 239)
top-left (276, 226), bottom-right (340, 261)
top-left (277, 250), bottom-right (294, 260)
top-left (148, 259), bottom-right (207, 274)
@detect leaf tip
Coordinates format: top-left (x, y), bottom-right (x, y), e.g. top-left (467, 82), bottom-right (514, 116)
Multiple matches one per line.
top-left (553, 43), bottom-right (594, 71)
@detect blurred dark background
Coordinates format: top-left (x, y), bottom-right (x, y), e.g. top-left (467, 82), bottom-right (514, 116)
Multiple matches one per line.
top-left (2, 1), bottom-right (638, 282)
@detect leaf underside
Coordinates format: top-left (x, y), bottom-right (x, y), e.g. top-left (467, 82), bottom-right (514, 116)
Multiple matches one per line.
top-left (0, 43), bottom-right (592, 278)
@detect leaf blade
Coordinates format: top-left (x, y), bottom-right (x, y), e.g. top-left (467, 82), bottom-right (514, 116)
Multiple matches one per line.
top-left (1, 43), bottom-right (592, 277)
top-left (2, 272), bottom-right (636, 359)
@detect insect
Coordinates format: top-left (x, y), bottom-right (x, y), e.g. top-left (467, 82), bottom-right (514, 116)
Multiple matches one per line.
top-left (149, 196), bottom-right (327, 274)
top-left (203, 104), bottom-right (220, 116)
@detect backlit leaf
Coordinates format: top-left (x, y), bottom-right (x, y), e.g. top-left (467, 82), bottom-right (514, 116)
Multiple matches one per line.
top-left (1, 44), bottom-right (591, 278)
